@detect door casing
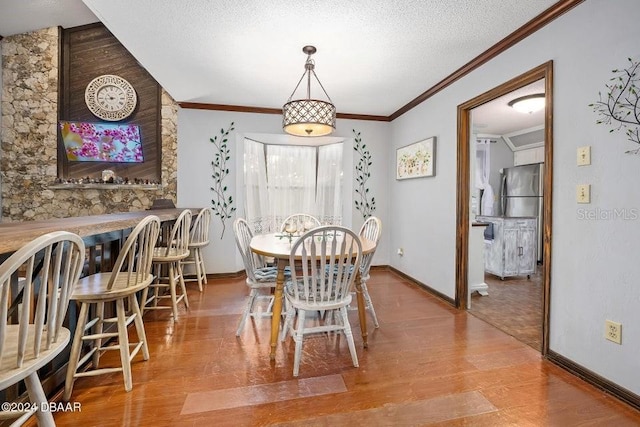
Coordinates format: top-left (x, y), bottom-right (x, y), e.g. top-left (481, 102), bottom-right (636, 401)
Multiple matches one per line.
top-left (455, 61), bottom-right (554, 355)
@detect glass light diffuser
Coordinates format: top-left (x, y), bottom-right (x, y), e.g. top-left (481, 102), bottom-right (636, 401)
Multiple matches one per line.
top-left (508, 93), bottom-right (545, 114)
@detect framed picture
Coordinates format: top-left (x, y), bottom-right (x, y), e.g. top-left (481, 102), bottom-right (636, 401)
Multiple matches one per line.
top-left (396, 136), bottom-right (436, 180)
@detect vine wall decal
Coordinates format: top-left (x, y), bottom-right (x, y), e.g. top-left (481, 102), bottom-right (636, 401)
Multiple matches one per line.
top-left (590, 57), bottom-right (640, 155)
top-left (210, 122), bottom-right (236, 238)
top-left (353, 129), bottom-right (376, 219)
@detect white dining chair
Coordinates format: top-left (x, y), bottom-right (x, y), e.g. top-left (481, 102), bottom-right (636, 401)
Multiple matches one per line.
top-left (233, 218), bottom-right (284, 336)
top-left (142, 209), bottom-right (192, 320)
top-left (182, 207), bottom-right (212, 291)
top-left (279, 213), bottom-right (321, 234)
top-left (283, 225), bottom-right (362, 377)
top-left (357, 216), bottom-right (382, 328)
top-left (64, 216), bottom-right (160, 401)
top-left (0, 231), bottom-right (85, 426)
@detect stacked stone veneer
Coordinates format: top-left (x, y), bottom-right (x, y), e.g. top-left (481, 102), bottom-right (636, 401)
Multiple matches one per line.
top-left (0, 27), bottom-right (177, 222)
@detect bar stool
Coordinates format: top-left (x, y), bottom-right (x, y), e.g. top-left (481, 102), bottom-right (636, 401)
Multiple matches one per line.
top-left (0, 232), bottom-right (85, 426)
top-left (63, 215), bottom-right (160, 401)
top-left (141, 209), bottom-right (192, 320)
top-left (182, 207), bottom-right (212, 291)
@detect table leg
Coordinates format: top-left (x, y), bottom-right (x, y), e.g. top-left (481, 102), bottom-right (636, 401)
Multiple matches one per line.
top-left (354, 270), bottom-right (368, 348)
top-left (270, 258), bottom-right (286, 359)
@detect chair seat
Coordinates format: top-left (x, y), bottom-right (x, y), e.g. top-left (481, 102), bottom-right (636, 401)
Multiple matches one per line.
top-left (188, 241), bottom-right (209, 249)
top-left (253, 266), bottom-right (291, 282)
top-left (72, 272), bottom-right (154, 301)
top-left (152, 247), bottom-right (190, 262)
top-left (0, 326), bottom-right (70, 390)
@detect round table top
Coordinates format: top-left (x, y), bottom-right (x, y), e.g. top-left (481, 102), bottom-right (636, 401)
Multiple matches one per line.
top-left (250, 232), bottom-right (376, 259)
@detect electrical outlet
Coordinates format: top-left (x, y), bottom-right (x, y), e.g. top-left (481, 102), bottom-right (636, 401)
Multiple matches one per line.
top-left (576, 184), bottom-right (590, 203)
top-left (577, 146), bottom-right (591, 166)
top-left (605, 320), bottom-right (622, 344)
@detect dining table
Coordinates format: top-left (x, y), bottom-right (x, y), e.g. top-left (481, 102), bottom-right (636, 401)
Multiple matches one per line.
top-left (250, 231), bottom-right (377, 360)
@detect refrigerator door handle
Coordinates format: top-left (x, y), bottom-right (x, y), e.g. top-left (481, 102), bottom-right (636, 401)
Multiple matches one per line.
top-left (500, 174), bottom-right (507, 215)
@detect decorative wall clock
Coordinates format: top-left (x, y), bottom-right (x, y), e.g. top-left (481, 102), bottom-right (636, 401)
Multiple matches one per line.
top-left (84, 74), bottom-right (137, 121)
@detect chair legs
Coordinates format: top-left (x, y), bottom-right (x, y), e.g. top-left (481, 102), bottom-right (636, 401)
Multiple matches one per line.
top-left (236, 289), bottom-right (257, 336)
top-left (25, 372), bottom-right (56, 427)
top-left (193, 247), bottom-right (208, 290)
top-left (340, 306), bottom-right (359, 368)
top-left (361, 282), bottom-right (379, 328)
top-left (64, 296), bottom-right (150, 401)
top-left (236, 288), bottom-right (276, 336)
top-left (292, 309), bottom-right (307, 377)
top-left (182, 247), bottom-right (208, 292)
top-left (288, 305), bottom-right (359, 377)
top-left (142, 261), bottom-right (189, 320)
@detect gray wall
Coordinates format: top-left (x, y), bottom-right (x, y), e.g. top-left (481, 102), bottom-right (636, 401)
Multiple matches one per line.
top-left (387, 0), bottom-right (640, 394)
top-left (177, 109), bottom-right (391, 274)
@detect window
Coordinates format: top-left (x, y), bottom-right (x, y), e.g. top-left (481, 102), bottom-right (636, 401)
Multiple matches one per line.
top-left (244, 139), bottom-right (343, 233)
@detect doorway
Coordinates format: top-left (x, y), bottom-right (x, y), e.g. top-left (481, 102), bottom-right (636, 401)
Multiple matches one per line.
top-left (455, 61), bottom-right (553, 356)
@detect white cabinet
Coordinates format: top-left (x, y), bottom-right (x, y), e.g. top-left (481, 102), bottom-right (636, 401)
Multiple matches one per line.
top-left (477, 216), bottom-right (536, 280)
top-left (513, 146), bottom-right (544, 166)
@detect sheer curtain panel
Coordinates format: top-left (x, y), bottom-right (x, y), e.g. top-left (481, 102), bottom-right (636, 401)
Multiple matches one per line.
top-left (244, 139), bottom-right (270, 233)
top-left (316, 143), bottom-right (343, 224)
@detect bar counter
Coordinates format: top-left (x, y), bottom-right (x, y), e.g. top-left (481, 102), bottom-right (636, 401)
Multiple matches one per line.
top-left (0, 209), bottom-right (190, 255)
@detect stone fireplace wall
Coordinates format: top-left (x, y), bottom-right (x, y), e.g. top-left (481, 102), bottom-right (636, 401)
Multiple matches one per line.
top-left (0, 27), bottom-right (177, 222)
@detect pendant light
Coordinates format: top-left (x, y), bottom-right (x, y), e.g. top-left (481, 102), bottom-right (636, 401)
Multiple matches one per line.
top-left (282, 45), bottom-right (336, 137)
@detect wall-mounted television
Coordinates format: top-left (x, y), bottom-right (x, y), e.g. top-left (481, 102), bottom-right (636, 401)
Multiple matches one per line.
top-left (59, 121), bottom-right (144, 163)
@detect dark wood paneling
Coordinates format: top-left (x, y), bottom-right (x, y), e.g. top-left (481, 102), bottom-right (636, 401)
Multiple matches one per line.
top-left (59, 23), bottom-right (161, 181)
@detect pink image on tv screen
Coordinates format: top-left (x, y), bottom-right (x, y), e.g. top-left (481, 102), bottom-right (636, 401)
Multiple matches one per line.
top-left (59, 121), bottom-right (144, 163)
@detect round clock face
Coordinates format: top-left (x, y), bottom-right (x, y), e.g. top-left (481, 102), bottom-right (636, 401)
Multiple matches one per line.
top-left (85, 75), bottom-right (137, 121)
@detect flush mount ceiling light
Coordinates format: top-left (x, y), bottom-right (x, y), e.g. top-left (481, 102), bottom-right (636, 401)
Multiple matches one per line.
top-left (508, 93), bottom-right (545, 114)
top-left (282, 45), bottom-right (336, 137)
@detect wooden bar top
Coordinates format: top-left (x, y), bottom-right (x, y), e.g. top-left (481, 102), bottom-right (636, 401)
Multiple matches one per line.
top-left (0, 209), bottom-right (192, 255)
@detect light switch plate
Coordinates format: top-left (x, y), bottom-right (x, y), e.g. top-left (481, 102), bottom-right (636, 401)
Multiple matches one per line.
top-left (577, 184), bottom-right (590, 203)
top-left (577, 146), bottom-right (591, 166)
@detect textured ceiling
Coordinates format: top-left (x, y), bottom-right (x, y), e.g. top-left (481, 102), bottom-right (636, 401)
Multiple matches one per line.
top-left (1, 0), bottom-right (559, 122)
top-left (472, 80), bottom-right (546, 135)
top-left (81, 0), bottom-right (558, 116)
top-left (0, 0), bottom-right (98, 36)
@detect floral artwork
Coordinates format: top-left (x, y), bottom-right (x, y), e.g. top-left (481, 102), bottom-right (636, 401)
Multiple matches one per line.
top-left (59, 121), bottom-right (143, 163)
top-left (396, 137), bottom-right (436, 180)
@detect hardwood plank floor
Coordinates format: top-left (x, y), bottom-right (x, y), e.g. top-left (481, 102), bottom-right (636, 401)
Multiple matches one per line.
top-left (51, 270), bottom-right (640, 426)
top-left (469, 268), bottom-right (543, 351)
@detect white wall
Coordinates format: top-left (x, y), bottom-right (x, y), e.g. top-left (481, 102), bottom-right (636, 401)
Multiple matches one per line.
top-left (177, 109), bottom-right (390, 274)
top-left (387, 0), bottom-right (640, 394)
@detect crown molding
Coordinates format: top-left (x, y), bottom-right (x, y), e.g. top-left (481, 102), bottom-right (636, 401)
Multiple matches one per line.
top-left (388, 0), bottom-right (585, 121)
top-left (178, 102), bottom-right (389, 122)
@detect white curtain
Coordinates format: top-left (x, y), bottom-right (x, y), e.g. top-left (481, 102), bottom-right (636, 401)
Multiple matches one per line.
top-left (243, 139), bottom-right (344, 233)
top-left (244, 139), bottom-right (270, 233)
top-left (316, 143), bottom-right (343, 225)
top-left (475, 139), bottom-right (494, 216)
top-left (266, 144), bottom-right (317, 230)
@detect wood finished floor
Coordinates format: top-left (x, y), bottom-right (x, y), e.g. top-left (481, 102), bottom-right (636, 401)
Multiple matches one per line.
top-left (52, 270), bottom-right (640, 426)
top-left (469, 268), bottom-right (543, 351)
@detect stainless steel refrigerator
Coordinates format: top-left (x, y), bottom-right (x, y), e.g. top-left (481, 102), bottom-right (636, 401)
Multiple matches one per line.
top-left (500, 163), bottom-right (544, 262)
